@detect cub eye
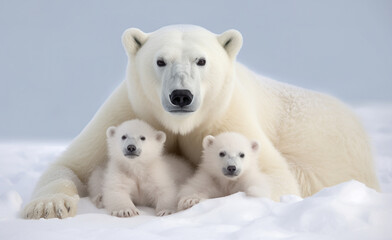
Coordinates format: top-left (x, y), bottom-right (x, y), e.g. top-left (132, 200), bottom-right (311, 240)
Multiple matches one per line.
top-left (157, 59), bottom-right (166, 67)
top-left (239, 153), bottom-right (245, 158)
top-left (121, 135), bottom-right (127, 140)
top-left (219, 151), bottom-right (226, 157)
top-left (140, 136), bottom-right (146, 141)
top-left (196, 58), bottom-right (206, 66)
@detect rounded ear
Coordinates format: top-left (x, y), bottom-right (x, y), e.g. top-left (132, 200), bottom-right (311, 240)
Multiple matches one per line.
top-left (106, 126), bottom-right (116, 138)
top-left (217, 29), bottom-right (243, 59)
top-left (250, 140), bottom-right (260, 153)
top-left (202, 135), bottom-right (215, 149)
top-left (122, 28), bottom-right (149, 56)
top-left (155, 131), bottom-right (167, 143)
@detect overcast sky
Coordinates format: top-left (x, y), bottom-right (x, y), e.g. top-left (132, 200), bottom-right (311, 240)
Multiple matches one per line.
top-left (1, 0), bottom-right (391, 140)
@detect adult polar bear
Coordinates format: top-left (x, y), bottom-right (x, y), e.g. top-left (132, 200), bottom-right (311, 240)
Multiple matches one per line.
top-left (24, 25), bottom-right (379, 219)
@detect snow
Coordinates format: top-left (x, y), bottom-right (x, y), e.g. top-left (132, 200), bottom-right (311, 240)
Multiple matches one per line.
top-left (0, 104), bottom-right (392, 240)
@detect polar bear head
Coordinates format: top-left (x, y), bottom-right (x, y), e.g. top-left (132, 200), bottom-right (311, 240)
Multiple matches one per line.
top-left (122, 25), bottom-right (243, 134)
top-left (106, 119), bottom-right (166, 162)
top-left (201, 132), bottom-right (260, 180)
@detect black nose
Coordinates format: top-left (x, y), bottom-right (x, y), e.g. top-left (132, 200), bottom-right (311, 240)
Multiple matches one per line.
top-left (227, 165), bottom-right (236, 173)
top-left (169, 90), bottom-right (193, 107)
top-left (127, 145), bottom-right (136, 153)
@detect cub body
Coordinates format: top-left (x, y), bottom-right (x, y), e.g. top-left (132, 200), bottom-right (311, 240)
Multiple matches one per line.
top-left (88, 119), bottom-right (193, 217)
top-left (178, 132), bottom-right (270, 210)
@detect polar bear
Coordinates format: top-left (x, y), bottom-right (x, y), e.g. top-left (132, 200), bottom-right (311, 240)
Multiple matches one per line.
top-left (23, 25), bottom-right (379, 219)
top-left (87, 119), bottom-right (192, 217)
top-left (178, 133), bottom-right (270, 210)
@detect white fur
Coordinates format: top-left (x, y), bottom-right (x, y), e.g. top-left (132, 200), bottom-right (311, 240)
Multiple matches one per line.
top-left (87, 119), bottom-right (193, 217)
top-left (24, 25), bottom-right (379, 219)
top-left (178, 132), bottom-right (270, 210)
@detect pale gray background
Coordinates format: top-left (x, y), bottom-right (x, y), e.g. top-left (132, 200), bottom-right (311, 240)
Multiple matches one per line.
top-left (1, 0), bottom-right (391, 140)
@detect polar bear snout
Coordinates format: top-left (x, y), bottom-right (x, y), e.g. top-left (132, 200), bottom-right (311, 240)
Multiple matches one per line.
top-left (123, 144), bottom-right (141, 158)
top-left (169, 90), bottom-right (193, 108)
top-left (163, 88), bottom-right (199, 114)
top-left (227, 165), bottom-right (236, 173)
top-left (127, 144), bottom-right (136, 153)
top-left (222, 165), bottom-right (241, 178)
top-left (160, 63), bottom-right (201, 115)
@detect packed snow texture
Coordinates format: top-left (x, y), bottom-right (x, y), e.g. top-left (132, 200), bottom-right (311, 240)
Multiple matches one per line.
top-left (0, 104), bottom-right (391, 240)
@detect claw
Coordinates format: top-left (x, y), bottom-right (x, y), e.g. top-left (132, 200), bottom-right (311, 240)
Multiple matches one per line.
top-left (64, 201), bottom-right (71, 213)
top-left (44, 209), bottom-right (50, 218)
top-left (56, 208), bottom-right (63, 219)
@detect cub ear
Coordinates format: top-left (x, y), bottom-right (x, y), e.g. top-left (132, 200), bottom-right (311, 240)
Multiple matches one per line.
top-left (122, 28), bottom-right (149, 56)
top-left (250, 140), bottom-right (260, 153)
top-left (202, 135), bottom-right (215, 149)
top-left (106, 126), bottom-right (116, 138)
top-left (217, 29), bottom-right (243, 59)
top-left (155, 131), bottom-right (167, 143)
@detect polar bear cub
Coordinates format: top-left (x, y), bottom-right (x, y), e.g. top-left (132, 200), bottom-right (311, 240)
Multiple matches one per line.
top-left (88, 119), bottom-right (193, 217)
top-left (178, 132), bottom-right (270, 210)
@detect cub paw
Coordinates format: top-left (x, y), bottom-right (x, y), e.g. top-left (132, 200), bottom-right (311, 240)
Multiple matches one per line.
top-left (178, 197), bottom-right (203, 211)
top-left (156, 209), bottom-right (175, 217)
top-left (23, 194), bottom-right (79, 219)
top-left (111, 208), bottom-right (140, 218)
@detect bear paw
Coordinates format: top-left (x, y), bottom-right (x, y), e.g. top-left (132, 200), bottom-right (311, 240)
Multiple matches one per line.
top-left (23, 193), bottom-right (79, 219)
top-left (156, 209), bottom-right (175, 217)
top-left (111, 208), bottom-right (140, 218)
top-left (178, 197), bottom-right (203, 210)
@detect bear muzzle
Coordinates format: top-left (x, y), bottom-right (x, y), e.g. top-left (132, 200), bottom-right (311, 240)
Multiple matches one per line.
top-left (222, 165), bottom-right (241, 178)
top-left (169, 90), bottom-right (193, 108)
top-left (123, 144), bottom-right (142, 159)
top-left (161, 89), bottom-right (200, 114)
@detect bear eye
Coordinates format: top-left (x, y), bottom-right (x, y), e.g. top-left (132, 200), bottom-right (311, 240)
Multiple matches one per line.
top-left (121, 135), bottom-right (127, 140)
top-left (219, 151), bottom-right (226, 157)
top-left (196, 58), bottom-right (206, 66)
top-left (157, 59), bottom-right (166, 67)
top-left (239, 152), bottom-right (245, 158)
top-left (140, 136), bottom-right (146, 141)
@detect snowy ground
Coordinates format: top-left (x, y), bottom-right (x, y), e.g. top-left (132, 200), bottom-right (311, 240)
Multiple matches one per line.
top-left (0, 104), bottom-right (391, 240)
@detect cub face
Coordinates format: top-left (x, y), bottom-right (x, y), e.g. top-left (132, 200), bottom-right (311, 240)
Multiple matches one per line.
top-left (202, 132), bottom-right (260, 180)
top-left (106, 119), bottom-right (166, 161)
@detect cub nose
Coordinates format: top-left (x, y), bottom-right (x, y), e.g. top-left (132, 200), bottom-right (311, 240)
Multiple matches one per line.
top-left (169, 90), bottom-right (193, 107)
top-left (127, 145), bottom-right (136, 153)
top-left (227, 165), bottom-right (236, 173)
